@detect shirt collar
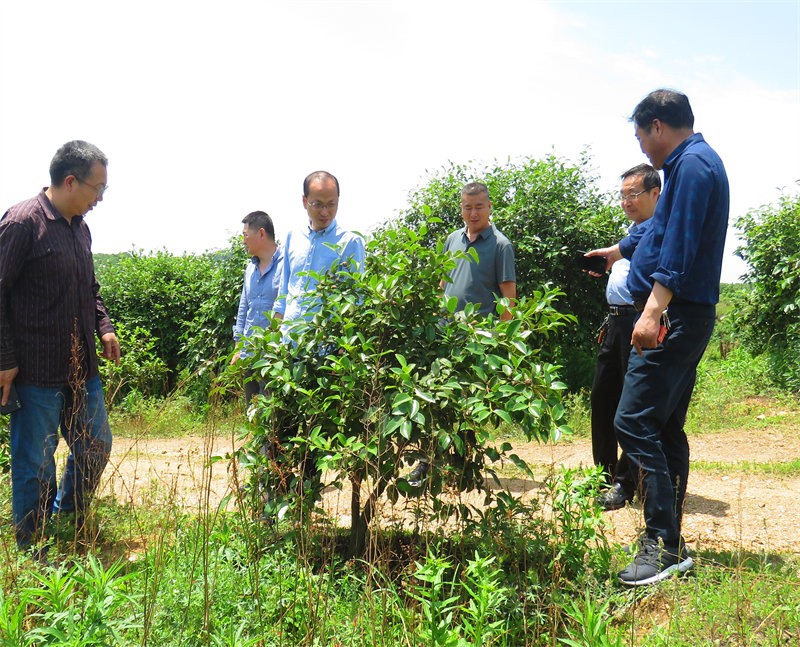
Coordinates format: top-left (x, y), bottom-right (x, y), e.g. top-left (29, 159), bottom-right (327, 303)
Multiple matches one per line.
top-left (663, 132), bottom-right (705, 173)
top-left (461, 223), bottom-right (494, 241)
top-left (249, 245), bottom-right (282, 268)
top-left (38, 189), bottom-right (80, 224)
top-left (307, 219), bottom-right (338, 236)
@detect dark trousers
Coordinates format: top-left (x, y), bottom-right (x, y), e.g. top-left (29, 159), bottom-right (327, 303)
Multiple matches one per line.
top-left (591, 310), bottom-right (637, 493)
top-left (614, 302), bottom-right (714, 547)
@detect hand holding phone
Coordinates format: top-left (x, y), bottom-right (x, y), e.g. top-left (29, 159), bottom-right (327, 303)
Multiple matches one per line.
top-left (575, 252), bottom-right (607, 275)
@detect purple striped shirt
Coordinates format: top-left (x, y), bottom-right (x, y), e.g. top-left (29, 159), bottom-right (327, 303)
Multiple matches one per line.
top-left (0, 190), bottom-right (115, 387)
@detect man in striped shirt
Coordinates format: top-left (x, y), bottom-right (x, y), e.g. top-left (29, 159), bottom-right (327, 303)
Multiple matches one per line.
top-left (0, 140), bottom-right (120, 556)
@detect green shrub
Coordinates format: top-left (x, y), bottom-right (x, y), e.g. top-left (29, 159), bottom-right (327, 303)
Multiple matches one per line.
top-left (97, 322), bottom-right (169, 408)
top-left (238, 220), bottom-right (573, 556)
top-left (96, 240), bottom-right (248, 403)
top-left (735, 187), bottom-right (800, 392)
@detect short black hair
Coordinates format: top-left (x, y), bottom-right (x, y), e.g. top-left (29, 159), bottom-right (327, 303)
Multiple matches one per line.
top-left (303, 171), bottom-right (340, 197)
top-left (620, 163), bottom-right (661, 191)
top-left (630, 89), bottom-right (694, 132)
top-left (242, 210), bottom-right (275, 240)
top-left (49, 140), bottom-right (107, 186)
top-left (461, 182), bottom-right (490, 198)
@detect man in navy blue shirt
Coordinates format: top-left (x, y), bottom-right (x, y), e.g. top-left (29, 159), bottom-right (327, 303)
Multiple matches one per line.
top-left (590, 164), bottom-right (660, 513)
top-left (604, 90), bottom-right (729, 586)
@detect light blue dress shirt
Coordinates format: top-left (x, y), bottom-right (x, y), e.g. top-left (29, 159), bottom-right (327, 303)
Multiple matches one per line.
top-left (273, 219), bottom-right (365, 323)
top-left (608, 219), bottom-right (650, 306)
top-left (233, 247), bottom-right (283, 356)
top-left (606, 258), bottom-right (633, 307)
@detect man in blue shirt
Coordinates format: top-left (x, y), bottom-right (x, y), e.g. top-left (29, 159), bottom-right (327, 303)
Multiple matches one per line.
top-left (608, 89), bottom-right (729, 586)
top-left (273, 171), bottom-right (365, 324)
top-left (231, 210), bottom-right (283, 404)
top-left (591, 164), bottom-right (660, 512)
top-left (272, 171), bottom-right (365, 495)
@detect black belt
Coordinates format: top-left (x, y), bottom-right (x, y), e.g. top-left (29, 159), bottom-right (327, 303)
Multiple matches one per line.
top-left (608, 304), bottom-right (636, 316)
top-left (633, 300), bottom-right (646, 312)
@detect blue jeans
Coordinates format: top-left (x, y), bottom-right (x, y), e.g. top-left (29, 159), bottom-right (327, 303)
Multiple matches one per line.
top-left (9, 374), bottom-right (112, 548)
top-left (614, 303), bottom-right (715, 547)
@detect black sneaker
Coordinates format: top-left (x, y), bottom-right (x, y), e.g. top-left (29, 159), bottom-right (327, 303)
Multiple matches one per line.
top-left (596, 482), bottom-right (633, 511)
top-left (618, 537), bottom-right (694, 586)
top-left (405, 461), bottom-right (430, 487)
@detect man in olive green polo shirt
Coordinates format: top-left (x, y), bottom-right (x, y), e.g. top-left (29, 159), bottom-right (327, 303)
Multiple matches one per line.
top-left (406, 181), bottom-right (517, 486)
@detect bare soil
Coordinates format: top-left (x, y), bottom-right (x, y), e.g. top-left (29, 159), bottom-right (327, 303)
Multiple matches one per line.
top-left (97, 416), bottom-right (800, 555)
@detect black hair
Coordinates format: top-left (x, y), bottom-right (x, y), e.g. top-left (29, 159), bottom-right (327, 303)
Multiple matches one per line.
top-left (620, 163), bottom-right (661, 191)
top-left (461, 182), bottom-right (490, 198)
top-left (242, 210), bottom-right (275, 240)
top-left (630, 89), bottom-right (694, 132)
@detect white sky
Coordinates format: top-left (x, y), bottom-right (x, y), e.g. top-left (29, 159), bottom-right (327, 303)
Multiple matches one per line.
top-left (1, 0), bottom-right (798, 283)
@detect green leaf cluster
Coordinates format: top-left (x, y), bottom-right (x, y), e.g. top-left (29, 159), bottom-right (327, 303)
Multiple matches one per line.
top-left (735, 186), bottom-right (800, 392)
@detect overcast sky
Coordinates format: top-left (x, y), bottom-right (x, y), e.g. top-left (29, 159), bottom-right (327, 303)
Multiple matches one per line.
top-left (1, 0), bottom-right (798, 283)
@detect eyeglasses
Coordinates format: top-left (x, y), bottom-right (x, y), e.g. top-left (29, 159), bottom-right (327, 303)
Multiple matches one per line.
top-left (619, 189), bottom-right (647, 202)
top-left (307, 200), bottom-right (338, 212)
top-left (76, 177), bottom-right (108, 198)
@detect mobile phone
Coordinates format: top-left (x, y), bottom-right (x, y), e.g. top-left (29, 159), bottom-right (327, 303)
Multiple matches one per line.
top-left (0, 383), bottom-right (22, 414)
top-left (575, 252), bottom-right (607, 274)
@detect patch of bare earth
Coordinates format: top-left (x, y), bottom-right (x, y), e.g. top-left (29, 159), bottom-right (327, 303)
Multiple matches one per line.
top-left (98, 420), bottom-right (800, 555)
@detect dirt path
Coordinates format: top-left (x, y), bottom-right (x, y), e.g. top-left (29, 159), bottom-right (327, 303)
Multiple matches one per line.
top-left (97, 420), bottom-right (800, 554)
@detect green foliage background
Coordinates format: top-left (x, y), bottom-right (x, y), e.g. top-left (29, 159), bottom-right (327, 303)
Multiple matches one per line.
top-left (86, 158), bottom-right (800, 407)
top-left (734, 186), bottom-right (800, 393)
top-left (94, 239), bottom-right (248, 406)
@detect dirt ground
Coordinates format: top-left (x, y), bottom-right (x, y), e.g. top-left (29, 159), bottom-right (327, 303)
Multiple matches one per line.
top-left (97, 414), bottom-right (800, 555)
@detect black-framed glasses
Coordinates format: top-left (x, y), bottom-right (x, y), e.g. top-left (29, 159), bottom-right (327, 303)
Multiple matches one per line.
top-left (76, 177), bottom-right (108, 198)
top-left (619, 189), bottom-right (647, 201)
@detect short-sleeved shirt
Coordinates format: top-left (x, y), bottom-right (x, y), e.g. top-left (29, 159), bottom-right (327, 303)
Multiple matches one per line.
top-left (442, 223), bottom-right (516, 317)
